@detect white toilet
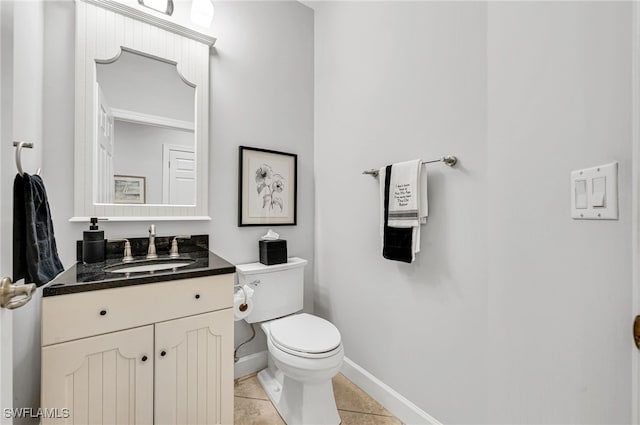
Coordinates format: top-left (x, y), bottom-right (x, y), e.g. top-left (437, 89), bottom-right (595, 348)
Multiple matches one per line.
top-left (236, 257), bottom-right (344, 425)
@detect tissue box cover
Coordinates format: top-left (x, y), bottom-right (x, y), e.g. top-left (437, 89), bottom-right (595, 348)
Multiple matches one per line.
top-left (259, 239), bottom-right (287, 265)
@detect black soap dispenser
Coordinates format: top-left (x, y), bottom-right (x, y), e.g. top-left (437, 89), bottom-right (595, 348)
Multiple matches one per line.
top-left (83, 217), bottom-right (105, 263)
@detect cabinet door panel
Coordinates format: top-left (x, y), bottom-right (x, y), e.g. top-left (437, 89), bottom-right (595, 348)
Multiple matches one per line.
top-left (155, 309), bottom-right (233, 425)
top-left (41, 325), bottom-right (154, 425)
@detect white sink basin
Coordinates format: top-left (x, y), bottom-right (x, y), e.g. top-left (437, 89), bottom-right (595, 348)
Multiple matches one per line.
top-left (104, 258), bottom-right (196, 274)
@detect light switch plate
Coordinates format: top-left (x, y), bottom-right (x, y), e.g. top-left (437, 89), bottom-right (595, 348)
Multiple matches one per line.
top-left (571, 162), bottom-right (618, 220)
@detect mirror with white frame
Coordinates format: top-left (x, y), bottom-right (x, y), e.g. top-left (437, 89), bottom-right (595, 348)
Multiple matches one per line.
top-left (73, 0), bottom-right (215, 221)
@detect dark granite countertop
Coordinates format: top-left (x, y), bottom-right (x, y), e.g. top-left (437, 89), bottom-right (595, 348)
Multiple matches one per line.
top-left (43, 235), bottom-right (235, 297)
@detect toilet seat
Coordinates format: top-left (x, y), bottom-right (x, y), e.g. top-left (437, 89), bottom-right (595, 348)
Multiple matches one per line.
top-left (268, 313), bottom-right (342, 359)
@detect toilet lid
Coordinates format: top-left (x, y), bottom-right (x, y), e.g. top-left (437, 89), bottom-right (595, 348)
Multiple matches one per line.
top-left (269, 313), bottom-right (341, 354)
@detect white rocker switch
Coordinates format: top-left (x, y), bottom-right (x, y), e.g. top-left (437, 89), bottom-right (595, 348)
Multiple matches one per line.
top-left (592, 176), bottom-right (606, 207)
top-left (575, 180), bottom-right (587, 209)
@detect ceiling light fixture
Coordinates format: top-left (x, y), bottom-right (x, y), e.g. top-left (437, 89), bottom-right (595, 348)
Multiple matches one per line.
top-left (190, 0), bottom-right (214, 28)
top-left (138, 0), bottom-right (174, 16)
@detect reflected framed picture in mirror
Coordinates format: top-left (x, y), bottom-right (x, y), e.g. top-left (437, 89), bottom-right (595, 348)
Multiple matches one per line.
top-left (238, 146), bottom-right (297, 226)
top-left (114, 175), bottom-right (146, 204)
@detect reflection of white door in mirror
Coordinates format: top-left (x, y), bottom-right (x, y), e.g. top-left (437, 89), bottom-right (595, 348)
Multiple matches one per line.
top-left (163, 145), bottom-right (196, 205)
top-left (73, 0), bottom-right (215, 221)
top-left (96, 85), bottom-right (115, 204)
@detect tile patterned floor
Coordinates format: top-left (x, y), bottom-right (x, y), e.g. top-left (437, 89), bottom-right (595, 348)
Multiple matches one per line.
top-left (234, 372), bottom-right (404, 425)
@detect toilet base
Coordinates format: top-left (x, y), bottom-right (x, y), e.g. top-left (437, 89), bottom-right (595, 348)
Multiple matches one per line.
top-left (257, 354), bottom-right (341, 425)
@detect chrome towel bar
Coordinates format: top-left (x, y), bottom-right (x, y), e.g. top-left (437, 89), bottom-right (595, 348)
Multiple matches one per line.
top-left (362, 155), bottom-right (458, 177)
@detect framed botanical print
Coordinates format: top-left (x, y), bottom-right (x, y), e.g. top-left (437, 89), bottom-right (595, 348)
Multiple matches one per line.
top-left (238, 146), bottom-right (297, 226)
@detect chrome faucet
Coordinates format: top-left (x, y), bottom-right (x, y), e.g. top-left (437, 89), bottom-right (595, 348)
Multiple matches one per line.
top-left (169, 235), bottom-right (191, 258)
top-left (108, 238), bottom-right (134, 263)
top-left (147, 224), bottom-right (158, 259)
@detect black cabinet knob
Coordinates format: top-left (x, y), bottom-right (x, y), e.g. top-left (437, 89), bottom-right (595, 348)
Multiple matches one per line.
top-left (160, 350), bottom-right (167, 357)
top-left (99, 310), bottom-right (107, 316)
top-left (141, 355), bottom-right (148, 362)
top-left (195, 294), bottom-right (200, 299)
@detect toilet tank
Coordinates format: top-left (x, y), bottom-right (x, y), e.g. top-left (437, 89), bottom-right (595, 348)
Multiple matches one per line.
top-left (236, 257), bottom-right (307, 323)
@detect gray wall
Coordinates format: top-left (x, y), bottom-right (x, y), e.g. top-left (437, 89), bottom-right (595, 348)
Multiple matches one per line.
top-left (486, 2), bottom-right (632, 423)
top-left (314, 2), bottom-right (489, 423)
top-left (314, 1), bottom-right (632, 424)
top-left (10, 0), bottom-right (314, 414)
top-left (10, 2), bottom-right (45, 423)
top-left (0, 1), bottom-right (13, 415)
top-left (207, 0), bottom-right (315, 354)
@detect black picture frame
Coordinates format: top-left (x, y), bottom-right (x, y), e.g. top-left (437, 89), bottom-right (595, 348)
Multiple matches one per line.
top-left (238, 146), bottom-right (298, 227)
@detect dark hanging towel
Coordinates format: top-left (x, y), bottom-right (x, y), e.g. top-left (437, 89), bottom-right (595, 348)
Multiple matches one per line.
top-left (13, 173), bottom-right (64, 286)
top-left (382, 165), bottom-right (414, 263)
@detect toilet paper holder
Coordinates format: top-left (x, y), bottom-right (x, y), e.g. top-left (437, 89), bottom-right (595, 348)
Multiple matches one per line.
top-left (234, 283), bottom-right (257, 312)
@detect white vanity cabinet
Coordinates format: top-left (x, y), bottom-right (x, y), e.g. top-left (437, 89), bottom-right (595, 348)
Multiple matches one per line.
top-left (41, 273), bottom-right (234, 425)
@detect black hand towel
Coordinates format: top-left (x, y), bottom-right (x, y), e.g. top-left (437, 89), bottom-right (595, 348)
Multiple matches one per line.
top-left (382, 165), bottom-right (414, 263)
top-left (13, 173), bottom-right (64, 286)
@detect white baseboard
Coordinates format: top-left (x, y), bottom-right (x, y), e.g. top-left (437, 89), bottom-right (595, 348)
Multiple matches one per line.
top-left (234, 352), bottom-right (440, 424)
top-left (234, 350), bottom-right (268, 380)
top-left (341, 357), bottom-right (441, 425)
